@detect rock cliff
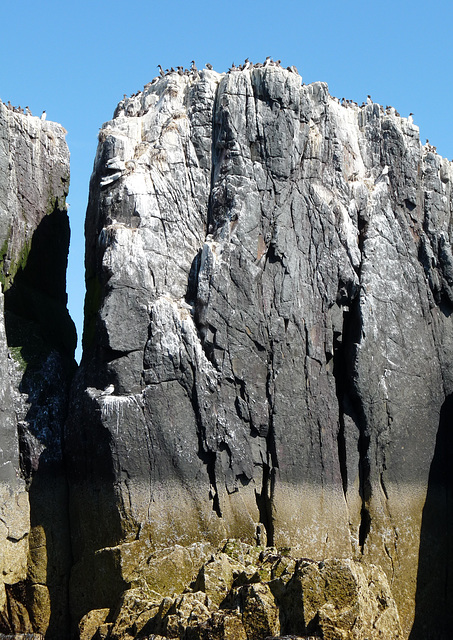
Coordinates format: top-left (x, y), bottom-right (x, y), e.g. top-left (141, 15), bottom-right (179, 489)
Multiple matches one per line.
top-left (0, 102), bottom-right (76, 637)
top-left (64, 64), bottom-right (453, 639)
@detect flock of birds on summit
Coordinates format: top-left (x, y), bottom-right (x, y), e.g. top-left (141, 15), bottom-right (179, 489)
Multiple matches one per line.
top-left (0, 58), bottom-right (437, 153)
top-left (158, 57), bottom-right (296, 77)
top-left (0, 101), bottom-right (45, 119)
top-left (109, 58), bottom-right (436, 151)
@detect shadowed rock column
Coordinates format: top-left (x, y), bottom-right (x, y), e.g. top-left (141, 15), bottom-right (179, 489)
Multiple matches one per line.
top-left (0, 102), bottom-right (76, 638)
top-left (410, 393), bottom-right (453, 640)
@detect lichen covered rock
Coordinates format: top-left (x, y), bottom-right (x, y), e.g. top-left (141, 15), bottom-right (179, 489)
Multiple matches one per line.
top-left (79, 540), bottom-right (401, 640)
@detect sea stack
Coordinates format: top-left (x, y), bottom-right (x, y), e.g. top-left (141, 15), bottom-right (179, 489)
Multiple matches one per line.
top-left (65, 65), bottom-right (453, 639)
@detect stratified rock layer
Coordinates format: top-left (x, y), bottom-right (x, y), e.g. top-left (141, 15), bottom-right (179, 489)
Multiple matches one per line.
top-left (0, 102), bottom-right (76, 638)
top-left (67, 66), bottom-right (453, 639)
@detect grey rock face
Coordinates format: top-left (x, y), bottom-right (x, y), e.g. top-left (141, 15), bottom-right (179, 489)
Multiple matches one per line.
top-left (68, 67), bottom-right (453, 638)
top-left (0, 102), bottom-right (76, 637)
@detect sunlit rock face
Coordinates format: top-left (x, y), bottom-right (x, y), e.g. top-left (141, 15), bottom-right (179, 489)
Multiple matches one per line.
top-left (0, 102), bottom-right (76, 638)
top-left (67, 65), bottom-right (453, 638)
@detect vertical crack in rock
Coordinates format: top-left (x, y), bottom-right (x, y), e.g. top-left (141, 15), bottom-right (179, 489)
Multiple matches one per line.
top-left (332, 275), bottom-right (372, 554)
top-left (254, 344), bottom-right (278, 546)
top-left (332, 310), bottom-right (349, 497)
top-left (191, 368), bottom-right (222, 519)
top-left (351, 302), bottom-right (372, 555)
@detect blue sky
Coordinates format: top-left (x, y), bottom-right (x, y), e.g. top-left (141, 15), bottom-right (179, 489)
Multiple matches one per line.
top-left (2, 0), bottom-right (453, 360)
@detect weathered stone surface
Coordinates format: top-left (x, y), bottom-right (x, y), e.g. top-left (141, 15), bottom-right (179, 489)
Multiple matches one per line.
top-left (241, 582), bottom-right (280, 639)
top-left (193, 553), bottom-right (242, 606)
top-left (67, 64), bottom-right (453, 638)
top-left (78, 608), bottom-right (110, 640)
top-left (83, 540), bottom-right (400, 640)
top-left (281, 558), bottom-right (402, 639)
top-left (69, 540), bottom-right (214, 630)
top-left (0, 102), bottom-right (76, 638)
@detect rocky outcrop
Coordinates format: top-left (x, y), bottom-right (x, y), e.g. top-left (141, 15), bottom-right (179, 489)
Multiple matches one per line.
top-left (77, 539), bottom-right (402, 640)
top-left (66, 65), bottom-right (453, 638)
top-left (0, 102), bottom-right (76, 637)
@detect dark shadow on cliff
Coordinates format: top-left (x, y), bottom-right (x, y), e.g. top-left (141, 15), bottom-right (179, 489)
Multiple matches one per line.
top-left (410, 393), bottom-right (453, 640)
top-left (2, 206), bottom-right (77, 639)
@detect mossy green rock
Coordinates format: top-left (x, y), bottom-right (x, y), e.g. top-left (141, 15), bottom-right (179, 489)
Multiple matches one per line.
top-left (82, 541), bottom-right (402, 640)
top-left (282, 558), bottom-right (402, 639)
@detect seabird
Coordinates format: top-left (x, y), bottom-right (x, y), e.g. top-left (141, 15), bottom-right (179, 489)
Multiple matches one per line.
top-left (190, 60), bottom-right (197, 73)
top-left (100, 384), bottom-right (115, 396)
top-left (205, 63), bottom-right (213, 70)
top-left (25, 106), bottom-right (32, 115)
top-left (367, 95), bottom-right (372, 104)
top-left (157, 64), bottom-right (165, 77)
top-left (41, 110), bottom-right (46, 120)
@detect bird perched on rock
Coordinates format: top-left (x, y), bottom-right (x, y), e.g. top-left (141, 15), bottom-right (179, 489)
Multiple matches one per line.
top-left (41, 110), bottom-right (46, 120)
top-left (205, 62), bottom-right (213, 70)
top-left (100, 384), bottom-right (115, 396)
top-left (157, 64), bottom-right (165, 77)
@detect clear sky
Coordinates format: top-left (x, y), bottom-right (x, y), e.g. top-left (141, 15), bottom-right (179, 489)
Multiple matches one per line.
top-left (2, 0), bottom-right (453, 361)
